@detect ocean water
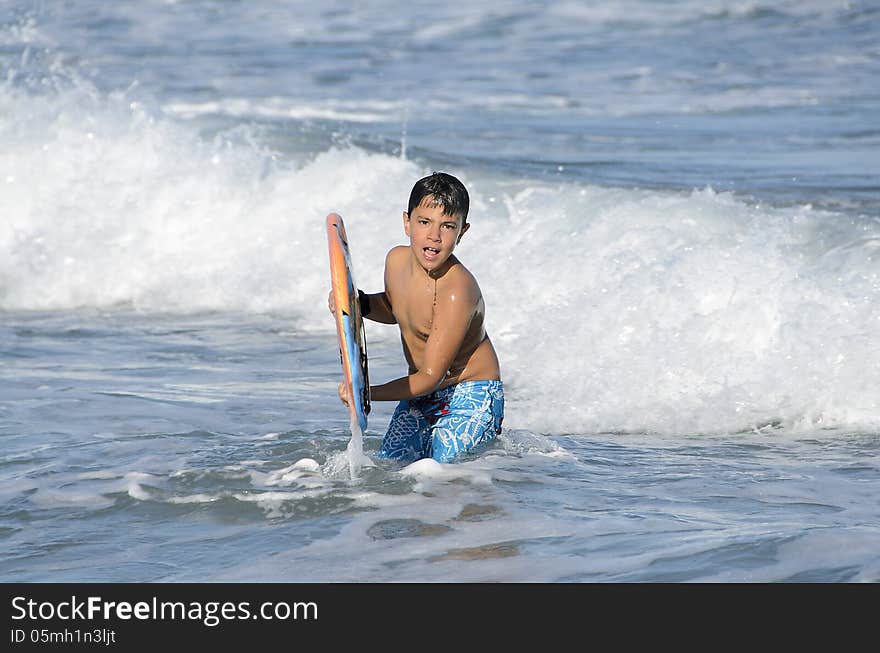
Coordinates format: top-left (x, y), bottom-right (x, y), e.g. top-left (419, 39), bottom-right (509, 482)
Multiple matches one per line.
top-left (1, 0), bottom-right (879, 582)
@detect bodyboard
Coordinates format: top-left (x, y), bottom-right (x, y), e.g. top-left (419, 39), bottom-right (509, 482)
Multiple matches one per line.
top-left (326, 212), bottom-right (370, 433)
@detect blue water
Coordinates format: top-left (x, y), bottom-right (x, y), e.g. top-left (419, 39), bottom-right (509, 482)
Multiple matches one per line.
top-left (2, 0), bottom-right (879, 582)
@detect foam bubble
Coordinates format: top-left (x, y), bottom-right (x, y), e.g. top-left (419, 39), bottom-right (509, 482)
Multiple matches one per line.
top-left (400, 458), bottom-right (446, 478)
top-left (400, 459), bottom-right (493, 487)
top-left (292, 458), bottom-right (321, 472)
top-left (263, 463), bottom-right (317, 486)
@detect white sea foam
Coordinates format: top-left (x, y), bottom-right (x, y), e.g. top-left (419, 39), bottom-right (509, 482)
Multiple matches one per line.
top-left (29, 488), bottom-right (115, 510)
top-left (401, 459), bottom-right (494, 488)
top-left (164, 97), bottom-right (400, 123)
top-left (124, 472), bottom-right (157, 500)
top-left (472, 184), bottom-right (880, 436)
top-left (167, 493), bottom-right (218, 505)
top-left (546, 0), bottom-right (851, 26)
top-left (292, 457), bottom-right (321, 472)
top-left (263, 463), bottom-right (319, 486)
top-left (0, 82), bottom-right (419, 315)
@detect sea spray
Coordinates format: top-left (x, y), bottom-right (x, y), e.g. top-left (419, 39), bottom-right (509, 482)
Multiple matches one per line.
top-left (0, 76), bottom-right (422, 314)
top-left (345, 416), bottom-right (373, 480)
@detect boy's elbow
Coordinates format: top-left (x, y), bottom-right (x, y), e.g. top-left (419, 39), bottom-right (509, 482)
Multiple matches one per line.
top-left (416, 369), bottom-right (446, 395)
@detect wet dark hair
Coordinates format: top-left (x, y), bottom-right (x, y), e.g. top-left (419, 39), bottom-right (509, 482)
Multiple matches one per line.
top-left (406, 172), bottom-right (469, 224)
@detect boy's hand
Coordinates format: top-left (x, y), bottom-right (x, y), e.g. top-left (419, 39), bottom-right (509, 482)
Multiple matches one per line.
top-left (327, 290), bottom-right (337, 314)
top-left (338, 381), bottom-right (350, 407)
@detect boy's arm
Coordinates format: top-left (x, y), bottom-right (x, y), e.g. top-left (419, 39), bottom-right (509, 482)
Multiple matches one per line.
top-left (359, 247), bottom-right (399, 324)
top-left (327, 289), bottom-right (394, 323)
top-left (358, 290), bottom-right (395, 324)
top-left (328, 247), bottom-right (397, 324)
top-left (370, 280), bottom-right (477, 401)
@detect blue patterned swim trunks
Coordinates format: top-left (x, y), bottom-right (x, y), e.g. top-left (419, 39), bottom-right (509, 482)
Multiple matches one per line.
top-left (377, 380), bottom-right (504, 464)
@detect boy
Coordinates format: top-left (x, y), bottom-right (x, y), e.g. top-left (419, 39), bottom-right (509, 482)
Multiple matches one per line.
top-left (333, 172), bottom-right (503, 463)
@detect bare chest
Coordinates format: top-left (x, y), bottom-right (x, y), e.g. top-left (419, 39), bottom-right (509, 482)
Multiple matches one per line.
top-left (388, 277), bottom-right (438, 341)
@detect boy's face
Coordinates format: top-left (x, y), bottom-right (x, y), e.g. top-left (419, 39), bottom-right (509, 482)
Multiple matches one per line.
top-left (403, 196), bottom-right (469, 275)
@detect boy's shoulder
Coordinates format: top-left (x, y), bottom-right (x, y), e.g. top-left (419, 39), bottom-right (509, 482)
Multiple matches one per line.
top-left (386, 245), bottom-right (409, 261)
top-left (441, 258), bottom-right (481, 302)
top-left (384, 245), bottom-right (409, 273)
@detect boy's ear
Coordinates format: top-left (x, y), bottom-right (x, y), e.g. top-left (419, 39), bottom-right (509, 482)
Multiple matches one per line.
top-left (402, 211), bottom-right (410, 237)
top-left (457, 221), bottom-right (470, 243)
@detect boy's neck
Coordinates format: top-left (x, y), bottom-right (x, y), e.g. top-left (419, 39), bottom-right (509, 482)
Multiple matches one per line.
top-left (411, 253), bottom-right (459, 280)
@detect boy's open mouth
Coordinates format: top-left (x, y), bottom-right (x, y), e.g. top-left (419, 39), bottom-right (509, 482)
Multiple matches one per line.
top-left (423, 247), bottom-right (440, 259)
